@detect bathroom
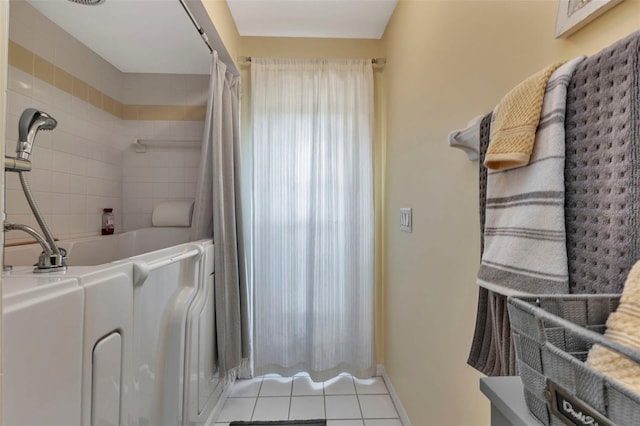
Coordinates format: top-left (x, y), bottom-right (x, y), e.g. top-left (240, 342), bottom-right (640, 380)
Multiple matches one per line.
top-left (1, 0), bottom-right (640, 425)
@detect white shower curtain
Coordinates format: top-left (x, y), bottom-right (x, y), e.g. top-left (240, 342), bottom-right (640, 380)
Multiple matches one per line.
top-left (191, 52), bottom-right (249, 375)
top-left (251, 58), bottom-right (375, 381)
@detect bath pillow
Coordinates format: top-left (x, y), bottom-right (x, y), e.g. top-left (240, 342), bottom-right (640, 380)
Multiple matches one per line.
top-left (152, 200), bottom-right (194, 227)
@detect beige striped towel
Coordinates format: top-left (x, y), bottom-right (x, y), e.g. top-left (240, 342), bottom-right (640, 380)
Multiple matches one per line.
top-left (477, 57), bottom-right (585, 296)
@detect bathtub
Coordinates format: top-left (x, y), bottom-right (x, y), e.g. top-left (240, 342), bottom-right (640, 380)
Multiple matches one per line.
top-left (4, 226), bottom-right (192, 267)
top-left (3, 228), bottom-right (221, 426)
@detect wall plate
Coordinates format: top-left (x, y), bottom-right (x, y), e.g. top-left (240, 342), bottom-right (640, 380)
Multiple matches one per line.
top-left (400, 208), bottom-right (412, 233)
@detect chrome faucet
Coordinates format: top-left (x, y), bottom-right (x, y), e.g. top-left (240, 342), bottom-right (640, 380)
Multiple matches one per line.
top-left (4, 109), bottom-right (67, 272)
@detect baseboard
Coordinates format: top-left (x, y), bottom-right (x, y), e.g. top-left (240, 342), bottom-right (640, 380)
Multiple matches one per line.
top-left (378, 364), bottom-right (412, 426)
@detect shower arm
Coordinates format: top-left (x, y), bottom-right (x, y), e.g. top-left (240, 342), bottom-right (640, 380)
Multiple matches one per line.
top-left (18, 171), bottom-right (63, 259)
top-left (4, 223), bottom-right (53, 257)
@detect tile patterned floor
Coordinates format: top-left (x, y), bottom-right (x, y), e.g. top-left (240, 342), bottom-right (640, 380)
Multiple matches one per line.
top-left (215, 373), bottom-right (402, 426)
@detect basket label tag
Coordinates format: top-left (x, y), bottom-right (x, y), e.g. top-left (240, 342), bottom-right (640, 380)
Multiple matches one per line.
top-left (558, 394), bottom-right (600, 425)
top-left (547, 381), bottom-right (613, 426)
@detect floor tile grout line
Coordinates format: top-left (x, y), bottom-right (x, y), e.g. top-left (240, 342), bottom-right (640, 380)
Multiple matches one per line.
top-left (360, 394), bottom-right (402, 421)
top-left (355, 392), bottom-right (365, 423)
top-left (287, 380), bottom-right (293, 421)
top-left (348, 375), bottom-right (364, 422)
top-left (251, 395), bottom-right (294, 398)
top-left (249, 378), bottom-right (263, 421)
top-left (376, 376), bottom-right (402, 423)
top-left (249, 396), bottom-right (258, 422)
top-left (379, 377), bottom-right (402, 422)
top-left (322, 374), bottom-right (327, 421)
top-left (325, 392), bottom-right (358, 396)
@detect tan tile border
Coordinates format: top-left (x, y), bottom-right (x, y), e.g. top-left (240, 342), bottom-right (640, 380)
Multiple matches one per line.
top-left (54, 66), bottom-right (73, 94)
top-left (8, 41), bottom-right (32, 75)
top-left (34, 55), bottom-right (54, 85)
top-left (8, 40), bottom-right (206, 122)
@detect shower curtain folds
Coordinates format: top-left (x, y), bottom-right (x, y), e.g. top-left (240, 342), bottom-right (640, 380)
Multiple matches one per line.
top-left (191, 51), bottom-right (249, 376)
top-left (251, 58), bottom-right (376, 381)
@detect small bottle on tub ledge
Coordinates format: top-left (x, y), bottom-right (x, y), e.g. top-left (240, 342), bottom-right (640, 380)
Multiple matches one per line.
top-left (102, 208), bottom-right (114, 235)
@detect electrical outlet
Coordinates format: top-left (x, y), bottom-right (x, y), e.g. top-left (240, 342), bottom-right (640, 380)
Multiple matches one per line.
top-left (400, 208), bottom-right (412, 233)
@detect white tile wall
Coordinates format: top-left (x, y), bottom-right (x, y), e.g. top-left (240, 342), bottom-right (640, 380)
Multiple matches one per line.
top-left (121, 146), bottom-right (201, 232)
top-left (6, 1), bottom-right (207, 239)
top-left (4, 66), bottom-right (123, 241)
top-left (120, 117), bottom-right (203, 232)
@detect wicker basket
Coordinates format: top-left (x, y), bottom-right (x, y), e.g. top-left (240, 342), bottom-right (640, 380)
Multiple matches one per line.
top-left (508, 295), bottom-right (640, 426)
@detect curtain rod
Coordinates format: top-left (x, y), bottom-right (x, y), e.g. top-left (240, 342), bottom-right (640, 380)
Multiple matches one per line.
top-left (178, 0), bottom-right (214, 54)
top-left (238, 56), bottom-right (386, 67)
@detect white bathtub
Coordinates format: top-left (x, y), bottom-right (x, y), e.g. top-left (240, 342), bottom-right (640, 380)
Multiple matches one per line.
top-left (4, 227), bottom-right (192, 267)
top-left (3, 228), bottom-right (221, 426)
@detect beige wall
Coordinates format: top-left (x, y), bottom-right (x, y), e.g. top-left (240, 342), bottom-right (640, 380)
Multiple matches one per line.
top-left (201, 0), bottom-right (240, 68)
top-left (240, 37), bottom-right (384, 59)
top-left (382, 1), bottom-right (640, 425)
top-left (238, 36), bottom-right (387, 363)
top-left (0, 0), bottom-right (8, 420)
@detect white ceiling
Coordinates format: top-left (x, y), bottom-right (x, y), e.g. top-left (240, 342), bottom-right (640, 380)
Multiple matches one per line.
top-left (226, 0), bottom-right (397, 39)
top-left (27, 0), bottom-right (211, 74)
top-left (25, 0), bottom-right (396, 75)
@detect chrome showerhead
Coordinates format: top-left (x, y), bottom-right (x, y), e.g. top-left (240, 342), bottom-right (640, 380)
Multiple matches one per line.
top-left (17, 108), bottom-right (57, 161)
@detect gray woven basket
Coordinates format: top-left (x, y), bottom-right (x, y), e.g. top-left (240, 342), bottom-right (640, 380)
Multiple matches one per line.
top-left (508, 295), bottom-right (640, 426)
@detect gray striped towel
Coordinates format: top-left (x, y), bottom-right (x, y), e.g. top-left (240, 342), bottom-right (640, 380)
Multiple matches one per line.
top-left (477, 57), bottom-right (585, 296)
top-left (468, 113), bottom-right (517, 376)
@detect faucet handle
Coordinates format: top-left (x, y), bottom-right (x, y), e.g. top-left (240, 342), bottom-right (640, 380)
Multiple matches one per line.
top-left (36, 247), bottom-right (67, 272)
